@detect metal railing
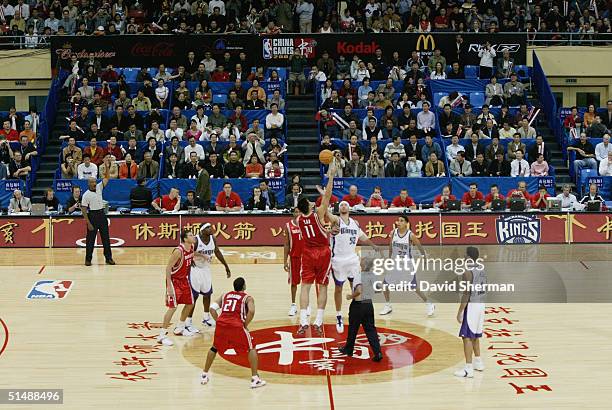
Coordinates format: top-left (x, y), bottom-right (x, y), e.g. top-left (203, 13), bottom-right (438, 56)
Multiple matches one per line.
top-left (0, 35), bottom-right (50, 50)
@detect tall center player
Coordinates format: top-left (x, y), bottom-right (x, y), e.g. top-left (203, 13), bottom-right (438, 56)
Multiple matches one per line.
top-left (185, 223), bottom-right (232, 332)
top-left (283, 207), bottom-right (303, 316)
top-left (296, 161), bottom-right (338, 336)
top-left (381, 215), bottom-right (435, 317)
top-left (330, 200), bottom-right (378, 333)
top-left (157, 229), bottom-right (197, 346)
top-left (201, 277), bottom-right (266, 389)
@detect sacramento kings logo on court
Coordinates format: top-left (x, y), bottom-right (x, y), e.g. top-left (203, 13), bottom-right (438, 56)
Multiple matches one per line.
top-left (496, 215), bottom-right (541, 244)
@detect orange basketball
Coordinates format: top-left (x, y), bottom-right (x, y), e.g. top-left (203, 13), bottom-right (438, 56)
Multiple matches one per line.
top-left (319, 149), bottom-right (334, 165)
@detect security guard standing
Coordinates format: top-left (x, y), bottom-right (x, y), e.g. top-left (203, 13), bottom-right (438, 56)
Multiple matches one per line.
top-left (81, 162), bottom-right (115, 266)
top-left (339, 259), bottom-right (383, 362)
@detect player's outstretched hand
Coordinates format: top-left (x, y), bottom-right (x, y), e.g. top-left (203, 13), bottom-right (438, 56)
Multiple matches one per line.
top-left (345, 293), bottom-right (353, 300)
top-left (225, 267), bottom-right (232, 278)
top-left (283, 259), bottom-right (290, 272)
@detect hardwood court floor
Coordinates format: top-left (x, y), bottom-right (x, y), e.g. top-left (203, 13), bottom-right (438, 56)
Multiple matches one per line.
top-left (1, 245), bottom-right (611, 409)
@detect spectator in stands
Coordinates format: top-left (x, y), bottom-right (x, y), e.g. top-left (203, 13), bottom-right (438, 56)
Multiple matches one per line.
top-left (266, 89), bottom-right (285, 111)
top-left (405, 153), bottom-right (422, 177)
top-left (478, 42), bottom-right (496, 79)
top-left (438, 104), bottom-right (459, 135)
top-left (154, 79), bottom-right (169, 108)
top-left (152, 187), bottom-right (181, 212)
top-left (587, 116), bottom-right (608, 139)
top-left (513, 104), bottom-right (530, 126)
top-left (499, 121), bottom-right (516, 140)
top-left (384, 152), bottom-right (406, 177)
top-left (366, 186), bottom-right (388, 208)
top-left (223, 151), bottom-right (245, 178)
top-left (344, 151), bottom-right (366, 178)
top-left (507, 133), bottom-right (526, 160)
top-left (285, 183), bottom-right (306, 209)
top-left (257, 180), bottom-right (277, 210)
top-left (119, 153), bottom-right (138, 180)
top-left (420, 134), bottom-right (441, 162)
top-left (77, 154), bottom-right (97, 180)
top-left (450, 151), bottom-right (472, 177)
top-left (507, 181), bottom-right (532, 206)
top-left (484, 184), bottom-right (505, 209)
top-left (568, 133), bottom-right (597, 179)
top-left (430, 62), bottom-right (446, 80)
top-left (142, 137), bottom-right (161, 163)
top-left (16, 134), bottom-right (36, 161)
top-left (531, 185), bottom-right (550, 210)
top-left (244, 155), bottom-right (263, 178)
top-left (288, 48), bottom-right (307, 95)
top-left (127, 177), bottom-right (152, 210)
top-left (496, 50), bottom-right (515, 79)
top-left (179, 190), bottom-right (202, 211)
top-left (388, 189), bottom-right (415, 209)
top-left (110, 106), bottom-right (129, 133)
top-left (555, 184), bottom-right (578, 209)
top-left (0, 136), bottom-right (12, 165)
top-left (478, 119), bottom-right (498, 140)
top-left (264, 103), bottom-right (284, 139)
top-left (433, 185), bottom-right (456, 209)
top-left (445, 62), bottom-right (463, 79)
top-left (503, 73), bottom-right (525, 106)
top-left (517, 119), bottom-right (536, 139)
top-left (595, 134), bottom-right (612, 162)
top-left (83, 137), bottom-right (104, 166)
top-left (460, 103), bottom-right (477, 129)
top-left (137, 151), bottom-right (159, 179)
top-left (98, 153), bottom-right (118, 179)
top-left (530, 152), bottom-right (549, 176)
top-left (563, 106), bottom-right (582, 131)
top-left (61, 155), bottom-right (77, 179)
top-left (8, 189), bottom-right (31, 213)
top-left (244, 186), bottom-right (267, 211)
top-left (162, 152), bottom-right (182, 179)
top-left (78, 78), bottom-right (94, 104)
top-left (510, 150), bottom-right (530, 177)
top-left (342, 185), bottom-right (365, 207)
top-left (366, 150), bottom-right (385, 178)
top-left (114, 90), bottom-right (131, 111)
top-left (425, 152), bottom-right (445, 177)
top-left (601, 100), bottom-right (612, 130)
top-left (202, 152), bottom-right (222, 179)
top-left (62, 136), bottom-right (82, 165)
top-left (383, 135), bottom-right (404, 161)
top-left (583, 104), bottom-right (597, 128)
top-left (461, 183), bottom-right (484, 209)
top-left (485, 76), bottom-right (504, 106)
top-left (64, 185), bottom-right (82, 214)
top-left (579, 184), bottom-right (606, 210)
top-left (416, 102), bottom-right (435, 136)
top-left (599, 151), bottom-right (612, 176)
top-left (0, 120), bottom-right (19, 141)
top-left (488, 151), bottom-right (511, 177)
top-left (471, 153), bottom-right (489, 177)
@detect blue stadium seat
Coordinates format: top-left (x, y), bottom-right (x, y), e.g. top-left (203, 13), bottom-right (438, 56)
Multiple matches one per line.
top-left (470, 92), bottom-right (485, 108)
top-left (579, 168), bottom-right (598, 193)
top-left (433, 92), bottom-right (446, 107)
top-left (464, 65), bottom-right (479, 79)
top-left (513, 65), bottom-right (530, 81)
top-left (212, 94), bottom-right (227, 105)
top-left (122, 68), bottom-right (138, 82)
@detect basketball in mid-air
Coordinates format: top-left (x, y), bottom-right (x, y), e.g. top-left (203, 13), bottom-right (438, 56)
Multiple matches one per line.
top-left (319, 149), bottom-right (334, 165)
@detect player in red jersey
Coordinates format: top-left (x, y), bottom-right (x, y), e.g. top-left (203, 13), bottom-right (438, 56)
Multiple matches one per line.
top-left (200, 277), bottom-right (266, 389)
top-left (295, 161), bottom-right (339, 336)
top-left (157, 229), bottom-right (197, 346)
top-left (284, 207), bottom-right (304, 317)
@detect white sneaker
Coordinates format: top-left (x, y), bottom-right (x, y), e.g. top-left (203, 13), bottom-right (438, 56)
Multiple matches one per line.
top-left (288, 304), bottom-right (298, 316)
top-left (306, 306), bottom-right (311, 316)
top-left (157, 335), bottom-right (174, 346)
top-left (202, 318), bottom-right (216, 327)
top-left (185, 325), bottom-right (200, 334)
top-left (336, 315), bottom-right (344, 333)
top-left (426, 302), bottom-right (435, 317)
top-left (181, 328), bottom-right (197, 337)
top-left (200, 373), bottom-right (210, 385)
top-left (473, 361), bottom-right (485, 371)
top-left (454, 368), bottom-right (474, 378)
top-left (173, 327), bottom-right (185, 335)
top-left (380, 304), bottom-right (393, 315)
top-left (250, 377), bottom-right (267, 389)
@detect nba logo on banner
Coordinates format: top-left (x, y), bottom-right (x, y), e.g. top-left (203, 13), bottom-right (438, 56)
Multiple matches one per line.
top-left (496, 215), bottom-right (541, 244)
top-left (26, 280), bottom-right (74, 300)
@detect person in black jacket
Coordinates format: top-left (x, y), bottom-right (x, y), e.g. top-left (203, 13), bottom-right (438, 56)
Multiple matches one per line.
top-left (471, 153), bottom-right (489, 177)
top-left (129, 178), bottom-right (153, 209)
top-left (259, 180), bottom-right (277, 209)
top-left (384, 152), bottom-right (407, 177)
top-left (205, 152), bottom-right (225, 178)
top-left (181, 190), bottom-right (203, 210)
top-left (487, 152), bottom-right (511, 177)
top-left (245, 187), bottom-right (267, 210)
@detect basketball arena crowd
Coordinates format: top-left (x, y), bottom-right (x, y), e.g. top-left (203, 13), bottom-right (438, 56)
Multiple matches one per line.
top-left (0, 0), bottom-right (611, 214)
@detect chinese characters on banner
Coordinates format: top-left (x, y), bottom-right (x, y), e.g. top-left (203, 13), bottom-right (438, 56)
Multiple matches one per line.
top-left (106, 322), bottom-right (167, 382)
top-left (485, 307), bottom-right (552, 395)
top-left (0, 213), bottom-right (610, 247)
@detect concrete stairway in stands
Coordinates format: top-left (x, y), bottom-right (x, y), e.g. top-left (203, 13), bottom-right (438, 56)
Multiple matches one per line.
top-left (285, 93), bottom-right (320, 199)
top-left (30, 100), bottom-right (71, 199)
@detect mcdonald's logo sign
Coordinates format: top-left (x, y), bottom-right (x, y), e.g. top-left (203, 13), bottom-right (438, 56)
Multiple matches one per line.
top-left (416, 34), bottom-right (435, 51)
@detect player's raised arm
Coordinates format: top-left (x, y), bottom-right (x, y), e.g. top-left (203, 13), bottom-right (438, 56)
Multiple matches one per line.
top-left (318, 161), bottom-right (338, 223)
top-left (244, 296), bottom-right (255, 328)
top-left (213, 238), bottom-right (232, 278)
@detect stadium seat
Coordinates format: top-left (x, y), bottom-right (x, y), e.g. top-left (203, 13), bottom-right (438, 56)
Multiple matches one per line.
top-left (122, 68), bottom-right (138, 82)
top-left (464, 65), bottom-right (479, 79)
top-left (433, 92), bottom-right (446, 107)
top-left (470, 92), bottom-right (485, 108)
top-left (513, 65), bottom-right (530, 81)
top-left (212, 94), bottom-right (227, 105)
top-left (579, 168), bottom-right (597, 193)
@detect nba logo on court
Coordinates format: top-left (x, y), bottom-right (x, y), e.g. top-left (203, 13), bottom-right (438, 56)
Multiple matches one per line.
top-left (26, 280), bottom-right (74, 300)
top-left (496, 215), bottom-right (541, 244)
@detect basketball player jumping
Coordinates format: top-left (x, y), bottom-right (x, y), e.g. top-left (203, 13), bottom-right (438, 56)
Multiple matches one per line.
top-left (201, 277), bottom-right (266, 389)
top-left (454, 247), bottom-right (486, 378)
top-left (296, 161), bottom-right (338, 336)
top-left (284, 207), bottom-right (304, 317)
top-left (330, 201), bottom-right (379, 333)
top-left (185, 223), bottom-right (232, 332)
top-left (380, 215), bottom-right (435, 317)
top-left (157, 229), bottom-right (197, 346)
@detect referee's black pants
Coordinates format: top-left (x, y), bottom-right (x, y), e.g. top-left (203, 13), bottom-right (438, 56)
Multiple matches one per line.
top-left (85, 210), bottom-right (113, 262)
top-left (344, 300), bottom-right (381, 356)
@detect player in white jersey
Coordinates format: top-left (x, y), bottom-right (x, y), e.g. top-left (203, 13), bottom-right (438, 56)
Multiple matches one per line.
top-left (185, 223), bottom-right (232, 332)
top-left (330, 201), bottom-right (378, 333)
top-left (380, 214), bottom-right (435, 317)
top-left (455, 246), bottom-right (486, 378)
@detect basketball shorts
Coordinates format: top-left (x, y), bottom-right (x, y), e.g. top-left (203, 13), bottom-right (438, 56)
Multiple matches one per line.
top-left (332, 254), bottom-right (360, 286)
top-left (166, 276), bottom-right (194, 308)
top-left (190, 265), bottom-right (213, 299)
top-left (289, 255), bottom-right (302, 285)
top-left (301, 246), bottom-right (331, 285)
top-left (213, 323), bottom-right (254, 354)
top-left (459, 302), bottom-right (485, 338)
